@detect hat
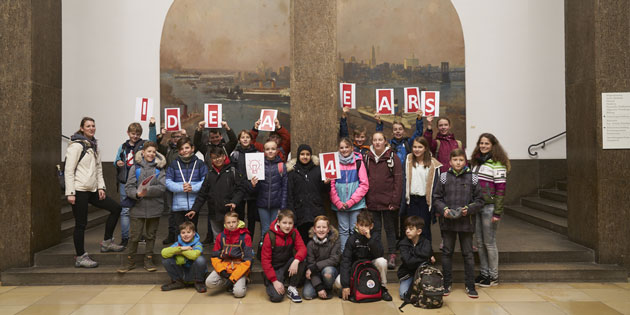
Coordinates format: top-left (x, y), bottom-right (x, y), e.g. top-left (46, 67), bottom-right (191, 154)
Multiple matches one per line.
top-left (297, 144), bottom-right (312, 155)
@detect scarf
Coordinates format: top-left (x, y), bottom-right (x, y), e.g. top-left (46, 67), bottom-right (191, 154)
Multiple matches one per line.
top-left (475, 153), bottom-right (492, 165)
top-left (179, 154), bottom-right (194, 163)
top-left (71, 132), bottom-right (98, 153)
top-left (339, 152), bottom-right (355, 165)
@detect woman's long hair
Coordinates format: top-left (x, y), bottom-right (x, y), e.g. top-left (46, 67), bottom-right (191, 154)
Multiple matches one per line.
top-left (412, 137), bottom-right (432, 168)
top-left (470, 133), bottom-right (511, 171)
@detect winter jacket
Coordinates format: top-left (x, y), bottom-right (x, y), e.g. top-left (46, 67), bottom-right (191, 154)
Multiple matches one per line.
top-left (250, 126), bottom-right (291, 162)
top-left (125, 151), bottom-right (167, 218)
top-left (165, 155), bottom-right (208, 212)
top-left (330, 152), bottom-right (369, 211)
top-left (339, 117), bottom-right (370, 155)
top-left (306, 228), bottom-right (342, 292)
top-left (210, 221), bottom-right (253, 283)
top-left (194, 127), bottom-right (238, 166)
top-left (64, 134), bottom-right (106, 196)
top-left (405, 155), bottom-right (442, 208)
top-left (376, 118), bottom-right (424, 165)
top-left (364, 146), bottom-right (403, 211)
top-left (397, 236), bottom-right (433, 280)
top-left (471, 158), bottom-right (508, 217)
top-left (423, 129), bottom-right (462, 173)
top-left (432, 166), bottom-right (484, 232)
top-left (339, 228), bottom-right (384, 288)
top-left (190, 161), bottom-right (245, 222)
top-left (261, 219), bottom-right (308, 282)
top-left (230, 144), bottom-right (260, 200)
top-left (161, 232), bottom-right (204, 267)
top-left (287, 157), bottom-right (329, 227)
top-left (114, 123), bottom-right (157, 183)
top-left (253, 156), bottom-right (288, 210)
top-left (157, 135), bottom-right (180, 166)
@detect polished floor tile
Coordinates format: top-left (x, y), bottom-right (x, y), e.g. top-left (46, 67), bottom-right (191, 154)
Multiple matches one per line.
top-left (522, 283), bottom-right (575, 289)
top-left (341, 301), bottom-right (400, 315)
top-left (570, 283), bottom-right (622, 289)
top-left (531, 288), bottom-right (597, 302)
top-left (602, 300), bottom-right (630, 315)
top-left (14, 304), bottom-right (81, 315)
top-left (0, 287), bottom-right (16, 295)
top-left (499, 301), bottom-right (565, 315)
top-left (188, 289), bottom-right (243, 304)
top-left (85, 289), bottom-right (150, 305)
top-left (34, 288), bottom-right (105, 305)
top-left (181, 303), bottom-right (239, 315)
top-left (290, 302), bottom-right (344, 315)
top-left (70, 304), bottom-right (134, 315)
top-left (0, 305), bottom-right (27, 315)
top-left (235, 302), bottom-right (291, 315)
top-left (614, 282), bottom-right (630, 290)
top-left (447, 302), bottom-right (509, 315)
top-left (136, 288), bottom-right (196, 304)
top-left (126, 303), bottom-right (187, 315)
top-left (552, 301), bottom-right (623, 315)
top-left (579, 288), bottom-right (630, 302)
top-left (0, 292), bottom-right (48, 306)
top-left (483, 288), bottom-right (546, 302)
top-left (443, 287), bottom-right (494, 302)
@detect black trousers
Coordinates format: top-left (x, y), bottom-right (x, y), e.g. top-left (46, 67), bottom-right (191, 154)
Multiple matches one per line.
top-left (236, 199), bottom-right (259, 237)
top-left (172, 211), bottom-right (199, 234)
top-left (72, 191), bottom-right (121, 256)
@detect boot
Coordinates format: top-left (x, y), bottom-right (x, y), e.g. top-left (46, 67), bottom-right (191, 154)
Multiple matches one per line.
top-left (117, 255), bottom-right (135, 273)
top-left (144, 255), bottom-right (157, 272)
top-left (101, 238), bottom-right (125, 252)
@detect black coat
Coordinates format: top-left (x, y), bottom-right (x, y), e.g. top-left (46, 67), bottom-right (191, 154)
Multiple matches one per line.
top-left (190, 163), bottom-right (245, 221)
top-left (339, 228), bottom-right (384, 289)
top-left (396, 236), bottom-right (433, 280)
top-left (230, 144), bottom-right (259, 200)
top-left (287, 157), bottom-right (329, 227)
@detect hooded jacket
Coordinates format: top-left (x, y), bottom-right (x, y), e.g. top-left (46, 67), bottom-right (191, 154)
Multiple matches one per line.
top-left (64, 133), bottom-right (106, 196)
top-left (125, 150), bottom-right (167, 218)
top-left (194, 128), bottom-right (238, 166)
top-left (261, 219), bottom-right (307, 282)
top-left (405, 155), bottom-right (442, 208)
top-left (161, 232), bottom-right (204, 267)
top-left (397, 236), bottom-right (433, 280)
top-left (210, 220), bottom-right (253, 283)
top-left (433, 166), bottom-right (484, 232)
top-left (190, 160), bottom-right (245, 221)
top-left (423, 129), bottom-right (463, 173)
top-left (339, 227), bottom-right (384, 288)
top-left (253, 156), bottom-right (288, 210)
top-left (364, 146), bottom-right (403, 211)
top-left (330, 152), bottom-right (369, 211)
top-left (306, 227), bottom-right (341, 291)
top-left (165, 155), bottom-right (208, 211)
top-left (287, 156), bottom-right (329, 227)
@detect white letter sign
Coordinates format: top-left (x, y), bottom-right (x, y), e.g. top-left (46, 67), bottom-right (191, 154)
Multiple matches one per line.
top-left (164, 108), bottom-right (181, 131)
top-left (204, 103), bottom-right (222, 128)
top-left (319, 152), bottom-right (341, 180)
top-left (245, 152), bottom-right (265, 180)
top-left (421, 91), bottom-right (440, 117)
top-left (340, 83), bottom-right (356, 109)
top-left (135, 97), bottom-right (154, 122)
top-left (376, 89), bottom-right (394, 115)
top-left (259, 109), bottom-right (278, 131)
top-left (404, 87), bottom-right (420, 114)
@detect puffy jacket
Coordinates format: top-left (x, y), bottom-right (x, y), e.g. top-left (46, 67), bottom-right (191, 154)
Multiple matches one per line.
top-left (287, 157), bottom-right (329, 227)
top-left (339, 228), bottom-right (384, 288)
top-left (306, 227), bottom-right (342, 292)
top-left (230, 144), bottom-right (259, 200)
top-left (364, 146), bottom-right (403, 211)
top-left (261, 219), bottom-right (307, 282)
top-left (64, 134), bottom-right (106, 196)
top-left (433, 166), bottom-right (484, 232)
top-left (125, 151), bottom-right (167, 218)
top-left (471, 157), bottom-right (508, 217)
top-left (397, 236), bottom-right (433, 280)
top-left (161, 232), bottom-right (203, 267)
top-left (423, 129), bottom-right (463, 173)
top-left (405, 155), bottom-right (442, 208)
top-left (253, 156), bottom-right (288, 210)
top-left (330, 152), bottom-right (369, 211)
top-left (210, 221), bottom-right (253, 283)
top-left (194, 128), bottom-right (238, 166)
top-left (165, 155), bottom-right (208, 212)
top-left (250, 126), bottom-right (291, 162)
top-left (376, 118), bottom-right (424, 165)
top-left (190, 161), bottom-right (245, 222)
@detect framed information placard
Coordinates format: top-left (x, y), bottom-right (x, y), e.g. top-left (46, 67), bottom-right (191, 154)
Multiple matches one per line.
top-left (602, 93), bottom-right (630, 149)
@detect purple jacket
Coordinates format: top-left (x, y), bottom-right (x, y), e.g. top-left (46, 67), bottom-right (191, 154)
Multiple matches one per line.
top-left (254, 156), bottom-right (288, 209)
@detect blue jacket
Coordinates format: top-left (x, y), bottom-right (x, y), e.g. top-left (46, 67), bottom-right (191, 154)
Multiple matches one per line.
top-left (254, 156), bottom-right (288, 209)
top-left (165, 155), bottom-right (208, 211)
top-left (376, 118), bottom-right (424, 166)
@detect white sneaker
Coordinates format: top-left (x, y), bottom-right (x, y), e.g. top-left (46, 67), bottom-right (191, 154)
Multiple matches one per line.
top-left (287, 286), bottom-right (302, 303)
top-left (75, 252), bottom-right (98, 268)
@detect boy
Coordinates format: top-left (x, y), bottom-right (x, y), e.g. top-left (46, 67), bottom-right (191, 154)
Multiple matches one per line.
top-left (194, 120), bottom-right (238, 165)
top-left (397, 216), bottom-right (435, 299)
top-left (339, 107), bottom-right (370, 155)
top-left (206, 211), bottom-right (253, 298)
top-left (335, 210), bottom-right (392, 301)
top-left (250, 118), bottom-right (291, 162)
top-left (157, 127), bottom-right (187, 245)
top-left (190, 146), bottom-right (245, 243)
top-left (433, 148), bottom-right (484, 298)
top-left (161, 221), bottom-right (207, 293)
top-left (114, 119), bottom-right (157, 247)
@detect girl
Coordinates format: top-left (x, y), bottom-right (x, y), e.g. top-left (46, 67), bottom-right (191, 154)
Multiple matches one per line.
top-left (287, 144), bottom-right (330, 242)
top-left (423, 116), bottom-right (463, 172)
top-left (364, 132), bottom-right (403, 270)
top-left (231, 130), bottom-right (260, 237)
top-left (470, 133), bottom-right (510, 287)
top-left (330, 138), bottom-right (369, 251)
top-left (261, 209), bottom-right (307, 303)
top-left (405, 137), bottom-right (442, 241)
top-left (304, 215), bottom-right (341, 300)
top-left (64, 117), bottom-right (124, 268)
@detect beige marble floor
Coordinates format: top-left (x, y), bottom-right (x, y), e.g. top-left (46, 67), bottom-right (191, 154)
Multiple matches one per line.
top-left (0, 282), bottom-right (629, 315)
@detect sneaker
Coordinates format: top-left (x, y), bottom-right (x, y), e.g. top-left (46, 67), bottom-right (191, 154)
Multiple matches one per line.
top-left (117, 255), bottom-right (135, 273)
top-left (287, 286), bottom-right (302, 303)
top-left (475, 274), bottom-right (487, 285)
top-left (381, 289), bottom-right (392, 301)
top-left (387, 254), bottom-right (397, 270)
top-left (466, 287), bottom-right (479, 299)
top-left (443, 285), bottom-right (451, 296)
top-left (75, 252), bottom-right (98, 268)
top-left (119, 238), bottom-right (129, 248)
top-left (161, 280), bottom-right (186, 291)
top-left (101, 238), bottom-right (125, 252)
top-left (194, 281), bottom-right (207, 293)
top-left (487, 277), bottom-right (499, 287)
top-left (144, 255), bottom-right (157, 272)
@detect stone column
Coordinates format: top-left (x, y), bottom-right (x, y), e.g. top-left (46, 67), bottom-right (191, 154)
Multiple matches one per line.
top-left (290, 0), bottom-right (338, 155)
top-left (0, 0), bottom-right (61, 271)
top-left (565, 1), bottom-right (630, 268)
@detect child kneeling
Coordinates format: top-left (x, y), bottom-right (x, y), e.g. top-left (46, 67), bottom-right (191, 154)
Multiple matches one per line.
top-left (261, 209), bottom-right (307, 303)
top-left (304, 215), bottom-right (341, 300)
top-left (206, 212), bottom-right (253, 298)
top-left (161, 221), bottom-right (207, 293)
top-left (398, 216), bottom-right (435, 299)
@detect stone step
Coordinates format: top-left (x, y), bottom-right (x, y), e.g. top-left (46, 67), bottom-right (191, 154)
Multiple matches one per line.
top-left (3, 262), bottom-right (626, 286)
top-left (521, 196), bottom-right (568, 218)
top-left (539, 189), bottom-right (568, 203)
top-left (60, 204), bottom-right (101, 222)
top-left (61, 209), bottom-right (111, 239)
top-left (557, 180), bottom-right (567, 191)
top-left (504, 205), bottom-right (568, 235)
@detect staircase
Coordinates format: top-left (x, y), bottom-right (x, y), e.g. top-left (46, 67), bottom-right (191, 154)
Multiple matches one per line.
top-left (504, 180), bottom-right (568, 235)
top-left (60, 196), bottom-right (111, 239)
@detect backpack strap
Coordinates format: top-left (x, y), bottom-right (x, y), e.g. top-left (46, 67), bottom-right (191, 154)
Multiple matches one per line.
top-left (439, 172), bottom-right (447, 185)
top-left (435, 140), bottom-right (441, 159)
top-left (456, 140), bottom-right (462, 149)
top-left (77, 141), bottom-right (89, 164)
top-left (387, 150), bottom-right (395, 175)
top-left (239, 233), bottom-right (246, 260)
top-left (355, 157), bottom-right (362, 173)
top-left (267, 230), bottom-right (276, 250)
top-left (277, 162), bottom-right (285, 176)
top-left (135, 167), bottom-right (160, 182)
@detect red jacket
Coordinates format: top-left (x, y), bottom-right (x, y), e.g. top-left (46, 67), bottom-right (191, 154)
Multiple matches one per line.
top-left (211, 223), bottom-right (253, 282)
top-left (250, 126), bottom-right (291, 162)
top-left (261, 219), bottom-right (307, 282)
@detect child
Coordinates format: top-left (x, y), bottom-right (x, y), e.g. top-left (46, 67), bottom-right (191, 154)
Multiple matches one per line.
top-left (194, 120), bottom-right (238, 164)
top-left (157, 127), bottom-right (187, 245)
top-left (330, 137), bottom-right (369, 251)
top-left (161, 221), bottom-right (207, 293)
top-left (423, 116), bottom-right (463, 172)
top-left (230, 130), bottom-right (260, 238)
top-left (165, 137), bottom-right (208, 229)
top-left (261, 209), bottom-right (307, 303)
top-left (339, 107), bottom-right (370, 155)
top-left (117, 142), bottom-right (166, 273)
top-left (335, 210), bottom-right (392, 301)
top-left (397, 216), bottom-right (435, 299)
top-left (190, 146), bottom-right (244, 240)
top-left (433, 148), bottom-right (484, 298)
top-left (114, 120), bottom-right (157, 247)
top-left (375, 113), bottom-right (424, 166)
top-left (206, 211), bottom-right (253, 298)
top-left (250, 118), bottom-right (291, 162)
top-left (304, 215), bottom-right (341, 300)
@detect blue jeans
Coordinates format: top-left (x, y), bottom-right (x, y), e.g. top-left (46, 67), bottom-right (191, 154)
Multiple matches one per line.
top-left (336, 210), bottom-right (361, 251)
top-left (162, 256), bottom-right (207, 282)
top-left (119, 183), bottom-right (130, 240)
top-left (258, 208), bottom-right (279, 238)
top-left (303, 266), bottom-right (338, 299)
top-left (399, 277), bottom-right (413, 299)
top-left (476, 204), bottom-right (499, 279)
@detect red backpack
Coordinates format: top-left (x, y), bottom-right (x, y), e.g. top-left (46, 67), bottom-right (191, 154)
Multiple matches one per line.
top-left (350, 260), bottom-right (383, 303)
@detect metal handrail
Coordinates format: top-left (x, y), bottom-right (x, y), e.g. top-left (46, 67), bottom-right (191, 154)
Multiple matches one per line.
top-left (61, 135), bottom-right (70, 140)
top-left (528, 131), bottom-right (566, 156)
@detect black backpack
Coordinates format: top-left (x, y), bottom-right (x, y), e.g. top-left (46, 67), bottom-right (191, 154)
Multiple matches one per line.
top-left (399, 263), bottom-right (444, 311)
top-left (57, 141), bottom-right (89, 192)
top-left (349, 260), bottom-right (383, 303)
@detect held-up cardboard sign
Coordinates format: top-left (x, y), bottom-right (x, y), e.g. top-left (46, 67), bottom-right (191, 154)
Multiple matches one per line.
top-left (204, 104), bottom-right (222, 128)
top-left (340, 83), bottom-right (356, 109)
top-left (404, 87), bottom-right (420, 114)
top-left (164, 108), bottom-right (181, 131)
top-left (245, 152), bottom-right (265, 180)
top-left (319, 152), bottom-right (341, 180)
top-left (259, 109), bottom-right (278, 131)
top-left (135, 97), bottom-right (154, 122)
top-left (376, 89), bottom-right (394, 115)
top-left (421, 91), bottom-right (440, 117)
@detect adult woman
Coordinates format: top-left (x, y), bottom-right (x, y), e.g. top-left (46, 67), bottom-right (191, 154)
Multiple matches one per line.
top-left (65, 117), bottom-right (124, 268)
top-left (469, 133), bottom-right (510, 287)
top-left (423, 116), bottom-right (463, 172)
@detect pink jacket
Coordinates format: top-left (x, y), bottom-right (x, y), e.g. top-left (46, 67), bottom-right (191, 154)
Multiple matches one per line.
top-left (329, 153), bottom-right (369, 211)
